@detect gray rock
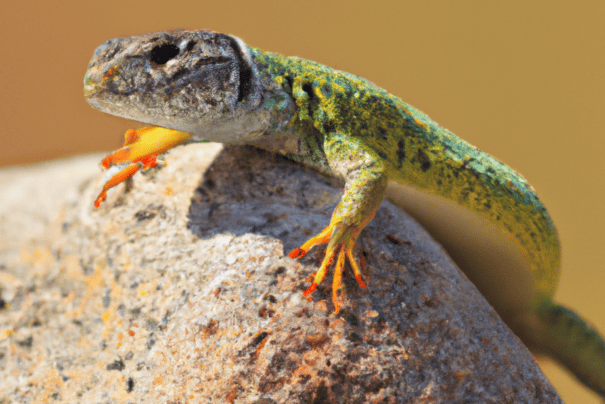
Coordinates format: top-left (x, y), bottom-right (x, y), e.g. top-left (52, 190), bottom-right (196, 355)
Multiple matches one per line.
top-left (0, 144), bottom-right (562, 403)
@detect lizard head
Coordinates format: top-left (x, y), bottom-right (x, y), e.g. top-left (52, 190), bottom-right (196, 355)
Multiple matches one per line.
top-left (84, 30), bottom-right (268, 142)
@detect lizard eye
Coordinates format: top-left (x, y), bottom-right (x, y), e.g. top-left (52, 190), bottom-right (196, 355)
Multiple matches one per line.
top-left (150, 43), bottom-right (180, 65)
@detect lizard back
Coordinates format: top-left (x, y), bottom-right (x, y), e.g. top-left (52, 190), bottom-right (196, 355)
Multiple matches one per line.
top-left (252, 48), bottom-right (562, 308)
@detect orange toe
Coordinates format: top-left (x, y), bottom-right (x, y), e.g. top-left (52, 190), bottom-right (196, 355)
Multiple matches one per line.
top-left (290, 222), bottom-right (367, 313)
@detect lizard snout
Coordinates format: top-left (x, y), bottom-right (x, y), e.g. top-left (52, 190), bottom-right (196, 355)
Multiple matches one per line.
top-left (83, 73), bottom-right (97, 99)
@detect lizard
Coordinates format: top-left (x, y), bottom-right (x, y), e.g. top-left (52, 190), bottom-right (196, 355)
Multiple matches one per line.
top-left (83, 29), bottom-right (605, 397)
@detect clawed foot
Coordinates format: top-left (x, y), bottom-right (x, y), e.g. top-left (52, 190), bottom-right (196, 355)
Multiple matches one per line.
top-left (94, 127), bottom-right (190, 207)
top-left (289, 221), bottom-right (368, 314)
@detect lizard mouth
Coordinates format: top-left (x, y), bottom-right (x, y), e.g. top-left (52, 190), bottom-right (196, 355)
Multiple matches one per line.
top-left (83, 74), bottom-right (97, 99)
top-left (83, 64), bottom-right (109, 100)
top-left (83, 71), bottom-right (136, 120)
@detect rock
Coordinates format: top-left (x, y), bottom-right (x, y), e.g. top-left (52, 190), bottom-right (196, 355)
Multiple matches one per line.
top-left (0, 144), bottom-right (562, 403)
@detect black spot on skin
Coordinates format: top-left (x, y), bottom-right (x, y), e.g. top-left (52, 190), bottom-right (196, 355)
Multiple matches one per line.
top-left (285, 76), bottom-right (294, 92)
top-left (194, 56), bottom-right (231, 67)
top-left (378, 151), bottom-right (387, 160)
top-left (323, 122), bottom-right (335, 134)
top-left (460, 190), bottom-right (469, 201)
top-left (302, 83), bottom-right (315, 101)
top-left (367, 95), bottom-right (379, 105)
top-left (582, 329), bottom-right (595, 344)
top-left (170, 69), bottom-right (189, 82)
top-left (236, 60), bottom-right (252, 103)
top-left (547, 306), bottom-right (566, 322)
top-left (461, 158), bottom-right (474, 170)
top-left (101, 45), bottom-right (122, 64)
top-left (126, 377), bottom-right (135, 393)
top-left (150, 43), bottom-right (180, 65)
top-left (417, 149), bottom-right (431, 172)
top-left (396, 140), bottom-right (406, 167)
top-left (185, 40), bottom-right (196, 53)
top-left (321, 83), bottom-right (332, 97)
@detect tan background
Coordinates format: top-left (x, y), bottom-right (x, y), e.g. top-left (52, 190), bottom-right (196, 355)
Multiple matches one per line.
top-left (1, 1), bottom-right (603, 401)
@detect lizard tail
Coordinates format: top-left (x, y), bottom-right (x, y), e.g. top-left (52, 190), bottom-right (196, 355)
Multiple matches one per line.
top-left (525, 301), bottom-right (605, 397)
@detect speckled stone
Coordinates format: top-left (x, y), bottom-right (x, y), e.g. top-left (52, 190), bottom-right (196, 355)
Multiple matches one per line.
top-left (0, 144), bottom-right (562, 403)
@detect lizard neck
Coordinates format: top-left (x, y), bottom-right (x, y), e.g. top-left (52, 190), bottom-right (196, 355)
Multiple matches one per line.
top-left (241, 47), bottom-right (332, 175)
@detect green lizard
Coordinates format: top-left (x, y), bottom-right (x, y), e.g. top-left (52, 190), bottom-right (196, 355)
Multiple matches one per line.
top-left (83, 30), bottom-right (605, 397)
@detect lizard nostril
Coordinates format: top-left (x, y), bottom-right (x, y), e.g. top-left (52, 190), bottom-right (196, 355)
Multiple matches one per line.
top-left (150, 43), bottom-right (180, 65)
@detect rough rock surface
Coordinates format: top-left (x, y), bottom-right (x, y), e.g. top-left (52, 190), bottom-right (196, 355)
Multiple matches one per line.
top-left (0, 144), bottom-right (562, 403)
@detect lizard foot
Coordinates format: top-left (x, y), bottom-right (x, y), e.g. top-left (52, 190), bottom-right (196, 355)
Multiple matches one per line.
top-left (94, 127), bottom-right (190, 207)
top-left (289, 221), bottom-right (368, 314)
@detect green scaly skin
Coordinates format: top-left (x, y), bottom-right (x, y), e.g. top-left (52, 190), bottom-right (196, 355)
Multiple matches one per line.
top-left (83, 30), bottom-right (604, 397)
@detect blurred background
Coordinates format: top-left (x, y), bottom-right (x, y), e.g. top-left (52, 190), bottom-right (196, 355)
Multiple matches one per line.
top-left (1, 1), bottom-right (603, 401)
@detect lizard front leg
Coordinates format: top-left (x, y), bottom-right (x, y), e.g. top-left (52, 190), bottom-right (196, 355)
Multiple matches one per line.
top-left (290, 133), bottom-right (388, 313)
top-left (95, 127), bottom-right (191, 207)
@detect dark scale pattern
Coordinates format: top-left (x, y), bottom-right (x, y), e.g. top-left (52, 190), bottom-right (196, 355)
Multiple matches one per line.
top-left (250, 47), bottom-right (561, 302)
